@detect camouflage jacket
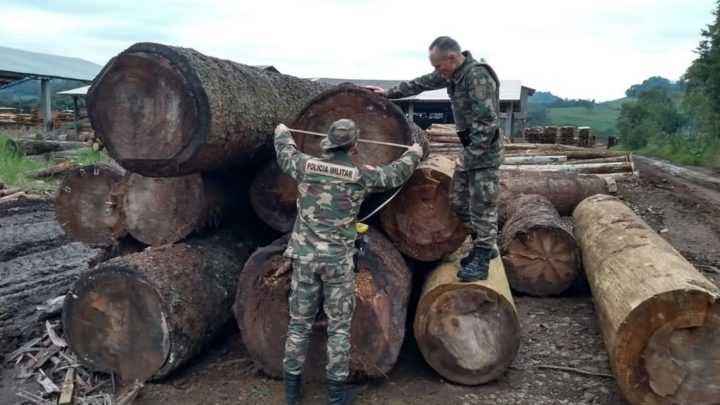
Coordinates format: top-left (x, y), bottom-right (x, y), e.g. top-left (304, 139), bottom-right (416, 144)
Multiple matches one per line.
top-left (275, 130), bottom-right (421, 263)
top-left (386, 51), bottom-right (502, 169)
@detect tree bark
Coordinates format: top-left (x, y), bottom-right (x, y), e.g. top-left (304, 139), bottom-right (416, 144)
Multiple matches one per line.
top-left (234, 229), bottom-right (411, 380)
top-left (505, 150), bottom-right (628, 160)
top-left (55, 162), bottom-right (127, 247)
top-left (25, 161), bottom-right (78, 178)
top-left (503, 155), bottom-right (568, 165)
top-left (87, 42), bottom-right (327, 177)
top-left (499, 194), bottom-right (581, 296)
top-left (498, 172), bottom-right (616, 218)
top-left (573, 195), bottom-right (720, 405)
top-left (63, 231), bottom-right (256, 383)
top-left (414, 243), bottom-right (520, 385)
top-left (380, 155), bottom-right (466, 261)
top-left (122, 172), bottom-right (226, 246)
top-left (250, 84), bottom-right (426, 232)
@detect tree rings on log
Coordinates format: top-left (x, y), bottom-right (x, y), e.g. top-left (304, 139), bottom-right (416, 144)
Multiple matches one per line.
top-left (414, 244), bottom-right (520, 385)
top-left (380, 155), bottom-right (466, 261)
top-left (234, 229), bottom-right (411, 380)
top-left (573, 194), bottom-right (720, 404)
top-left (55, 162), bottom-right (126, 246)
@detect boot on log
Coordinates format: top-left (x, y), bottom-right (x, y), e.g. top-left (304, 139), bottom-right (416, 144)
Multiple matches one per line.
top-left (250, 84), bottom-right (426, 232)
top-left (414, 243), bottom-right (520, 385)
top-left (55, 162), bottom-right (126, 246)
top-left (573, 195), bottom-right (720, 404)
top-left (122, 172), bottom-right (225, 246)
top-left (88, 42), bottom-right (327, 177)
top-left (234, 229), bottom-right (411, 380)
top-left (380, 155), bottom-right (466, 262)
top-left (499, 172), bottom-right (616, 218)
top-left (63, 231), bottom-right (256, 383)
top-left (499, 194), bottom-right (581, 296)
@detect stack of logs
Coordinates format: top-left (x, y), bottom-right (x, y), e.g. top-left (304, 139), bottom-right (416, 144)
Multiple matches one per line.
top-left (525, 126), bottom-right (543, 143)
top-left (426, 123), bottom-right (461, 156)
top-left (49, 41), bottom-right (720, 404)
top-left (542, 126), bottom-right (559, 144)
top-left (559, 126), bottom-right (575, 145)
top-left (578, 126), bottom-right (591, 147)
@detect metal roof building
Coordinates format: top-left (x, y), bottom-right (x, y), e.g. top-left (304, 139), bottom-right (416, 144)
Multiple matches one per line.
top-left (0, 46), bottom-right (102, 134)
top-left (311, 77), bottom-right (535, 136)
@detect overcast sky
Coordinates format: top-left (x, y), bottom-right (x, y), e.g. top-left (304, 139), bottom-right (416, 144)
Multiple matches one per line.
top-left (1, 0), bottom-right (715, 101)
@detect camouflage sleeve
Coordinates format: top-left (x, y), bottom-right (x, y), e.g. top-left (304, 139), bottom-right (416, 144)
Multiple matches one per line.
top-left (274, 129), bottom-right (308, 182)
top-left (385, 72), bottom-right (446, 99)
top-left (360, 149), bottom-right (422, 193)
top-left (466, 66), bottom-right (500, 149)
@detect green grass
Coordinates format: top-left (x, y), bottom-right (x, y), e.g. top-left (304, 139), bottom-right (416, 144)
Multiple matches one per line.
top-left (76, 148), bottom-right (110, 164)
top-left (0, 135), bottom-right (55, 193)
top-left (613, 137), bottom-right (720, 168)
top-left (545, 97), bottom-right (634, 135)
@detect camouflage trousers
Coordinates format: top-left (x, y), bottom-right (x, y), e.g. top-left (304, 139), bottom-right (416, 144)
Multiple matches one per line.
top-left (283, 260), bottom-right (356, 381)
top-left (449, 167), bottom-right (500, 250)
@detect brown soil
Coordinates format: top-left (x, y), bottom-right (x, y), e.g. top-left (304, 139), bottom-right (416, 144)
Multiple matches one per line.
top-left (2, 156), bottom-right (720, 405)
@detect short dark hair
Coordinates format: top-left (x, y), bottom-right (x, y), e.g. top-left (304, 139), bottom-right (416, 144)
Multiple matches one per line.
top-left (429, 36), bottom-right (461, 55)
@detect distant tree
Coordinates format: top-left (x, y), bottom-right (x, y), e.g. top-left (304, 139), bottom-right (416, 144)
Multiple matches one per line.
top-left (528, 91), bottom-right (562, 105)
top-left (625, 77), bottom-right (680, 98)
top-left (617, 88), bottom-right (685, 148)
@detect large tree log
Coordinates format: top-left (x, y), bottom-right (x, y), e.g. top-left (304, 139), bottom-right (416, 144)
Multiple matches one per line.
top-left (234, 229), bottom-right (411, 380)
top-left (500, 161), bottom-right (633, 174)
top-left (414, 244), bottom-right (520, 385)
top-left (55, 163), bottom-right (127, 246)
top-left (250, 84), bottom-right (425, 232)
top-left (122, 172), bottom-right (226, 246)
top-left (25, 161), bottom-right (78, 178)
top-left (63, 231), bottom-right (256, 383)
top-left (8, 139), bottom-right (87, 156)
top-left (380, 155), bottom-right (466, 261)
top-left (573, 195), bottom-right (720, 405)
top-left (499, 194), bottom-right (581, 296)
top-left (503, 155), bottom-right (567, 165)
top-left (498, 172), bottom-right (616, 218)
top-left (505, 150), bottom-right (628, 160)
top-left (87, 42), bottom-right (326, 177)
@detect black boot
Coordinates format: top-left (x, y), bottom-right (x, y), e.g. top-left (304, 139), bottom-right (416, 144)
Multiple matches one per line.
top-left (457, 246), bottom-right (491, 282)
top-left (284, 372), bottom-right (302, 405)
top-left (460, 244), bottom-right (499, 266)
top-left (327, 378), bottom-right (355, 405)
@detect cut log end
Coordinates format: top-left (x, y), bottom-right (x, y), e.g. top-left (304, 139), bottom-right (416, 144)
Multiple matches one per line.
top-left (123, 173), bottom-right (204, 245)
top-left (55, 163), bottom-right (125, 246)
top-left (249, 161), bottom-right (298, 233)
top-left (63, 266), bottom-right (170, 383)
top-left (89, 49), bottom-right (200, 165)
top-left (503, 226), bottom-right (580, 296)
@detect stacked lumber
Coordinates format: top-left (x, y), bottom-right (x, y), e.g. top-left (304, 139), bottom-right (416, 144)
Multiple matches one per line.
top-left (559, 126), bottom-right (575, 145)
top-left (578, 127), bottom-right (591, 147)
top-left (426, 123), bottom-right (461, 156)
top-left (542, 126), bottom-right (559, 144)
top-left (524, 126), bottom-right (543, 143)
top-left (80, 131), bottom-right (104, 151)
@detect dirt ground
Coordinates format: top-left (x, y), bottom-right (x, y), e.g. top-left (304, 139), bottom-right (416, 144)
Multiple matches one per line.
top-left (2, 156), bottom-right (720, 405)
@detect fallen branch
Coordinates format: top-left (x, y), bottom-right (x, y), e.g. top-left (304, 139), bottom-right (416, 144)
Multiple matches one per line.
top-left (25, 161), bottom-right (78, 179)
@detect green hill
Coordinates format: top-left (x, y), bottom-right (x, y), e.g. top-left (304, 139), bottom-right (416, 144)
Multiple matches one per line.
top-left (545, 98), bottom-right (634, 138)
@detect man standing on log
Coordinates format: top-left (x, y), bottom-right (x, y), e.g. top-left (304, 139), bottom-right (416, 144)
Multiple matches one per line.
top-left (367, 36), bottom-right (502, 282)
top-left (274, 120), bottom-right (422, 405)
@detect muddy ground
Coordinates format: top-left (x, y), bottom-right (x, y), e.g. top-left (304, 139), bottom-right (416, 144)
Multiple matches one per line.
top-left (1, 156), bottom-right (720, 405)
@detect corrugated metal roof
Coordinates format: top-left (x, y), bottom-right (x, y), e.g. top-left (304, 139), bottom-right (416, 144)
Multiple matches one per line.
top-left (311, 77), bottom-right (533, 102)
top-left (57, 85), bottom-right (91, 95)
top-left (0, 46), bottom-right (102, 83)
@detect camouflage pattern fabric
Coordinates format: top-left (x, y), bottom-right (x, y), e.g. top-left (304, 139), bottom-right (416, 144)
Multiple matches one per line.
top-left (283, 260), bottom-right (356, 380)
top-left (385, 51), bottom-right (503, 170)
top-left (274, 129), bottom-right (421, 264)
top-left (449, 168), bottom-right (500, 250)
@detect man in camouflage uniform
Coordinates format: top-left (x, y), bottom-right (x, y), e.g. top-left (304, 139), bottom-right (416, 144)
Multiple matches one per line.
top-left (274, 119), bottom-right (422, 405)
top-left (367, 36), bottom-right (502, 282)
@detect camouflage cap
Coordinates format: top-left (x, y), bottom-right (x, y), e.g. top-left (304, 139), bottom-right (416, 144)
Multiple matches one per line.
top-left (320, 119), bottom-right (359, 150)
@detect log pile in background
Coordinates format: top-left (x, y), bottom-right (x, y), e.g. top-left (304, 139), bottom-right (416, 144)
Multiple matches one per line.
top-left (524, 126), bottom-right (543, 143)
top-left (498, 194), bottom-right (581, 296)
top-left (234, 230), bottom-right (411, 380)
top-left (573, 195), bottom-right (720, 405)
top-left (78, 129), bottom-right (104, 152)
top-left (578, 127), bottom-right (591, 147)
top-left (559, 126), bottom-right (575, 145)
top-left (501, 147), bottom-right (636, 181)
top-left (542, 126), bottom-right (558, 144)
top-left (426, 123), bottom-right (461, 156)
top-left (414, 244), bottom-right (520, 385)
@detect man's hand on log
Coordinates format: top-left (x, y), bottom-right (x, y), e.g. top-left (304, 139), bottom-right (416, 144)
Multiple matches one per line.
top-left (275, 123), bottom-right (289, 136)
top-left (455, 156), bottom-right (466, 171)
top-left (363, 86), bottom-right (386, 97)
top-left (408, 143), bottom-right (423, 156)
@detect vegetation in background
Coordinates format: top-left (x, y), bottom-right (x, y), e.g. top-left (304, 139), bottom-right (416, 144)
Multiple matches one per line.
top-left (76, 148), bottom-right (110, 164)
top-left (0, 134), bottom-right (54, 193)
